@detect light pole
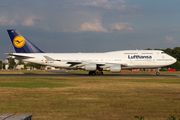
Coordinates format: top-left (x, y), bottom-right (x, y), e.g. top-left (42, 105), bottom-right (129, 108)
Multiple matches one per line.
top-left (9, 44), bottom-right (11, 53)
top-left (9, 44), bottom-right (14, 53)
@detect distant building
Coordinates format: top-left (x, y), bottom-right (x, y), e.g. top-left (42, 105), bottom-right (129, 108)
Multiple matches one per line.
top-left (16, 65), bottom-right (24, 70)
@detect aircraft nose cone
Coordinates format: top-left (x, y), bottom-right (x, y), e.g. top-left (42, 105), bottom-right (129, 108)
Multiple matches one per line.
top-left (173, 57), bottom-right (177, 64)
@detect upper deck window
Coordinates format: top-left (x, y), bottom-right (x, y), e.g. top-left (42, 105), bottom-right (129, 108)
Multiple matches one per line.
top-left (141, 53), bottom-right (153, 54)
top-left (124, 53), bottom-right (138, 54)
top-left (161, 52), bottom-right (165, 54)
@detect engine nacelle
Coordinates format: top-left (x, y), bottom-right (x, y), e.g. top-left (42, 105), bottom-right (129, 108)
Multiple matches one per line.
top-left (85, 64), bottom-right (97, 71)
top-left (110, 65), bottom-right (121, 72)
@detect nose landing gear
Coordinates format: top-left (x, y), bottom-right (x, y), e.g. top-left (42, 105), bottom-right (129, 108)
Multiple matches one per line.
top-left (156, 68), bottom-right (160, 76)
top-left (156, 72), bottom-right (160, 76)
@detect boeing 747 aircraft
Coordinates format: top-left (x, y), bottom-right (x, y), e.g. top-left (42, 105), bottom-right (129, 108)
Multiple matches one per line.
top-left (6, 30), bottom-right (177, 75)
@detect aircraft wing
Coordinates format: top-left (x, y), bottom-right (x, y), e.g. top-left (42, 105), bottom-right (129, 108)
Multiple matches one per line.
top-left (66, 61), bottom-right (128, 67)
top-left (43, 55), bottom-right (128, 68)
top-left (65, 61), bottom-right (128, 68)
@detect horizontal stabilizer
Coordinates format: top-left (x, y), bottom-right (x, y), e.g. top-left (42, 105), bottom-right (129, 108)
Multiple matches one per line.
top-left (5, 53), bottom-right (34, 58)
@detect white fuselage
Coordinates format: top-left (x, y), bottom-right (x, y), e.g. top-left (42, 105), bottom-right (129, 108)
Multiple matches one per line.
top-left (13, 50), bottom-right (177, 70)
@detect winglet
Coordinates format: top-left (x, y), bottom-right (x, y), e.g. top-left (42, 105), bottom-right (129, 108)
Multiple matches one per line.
top-left (7, 30), bottom-right (44, 53)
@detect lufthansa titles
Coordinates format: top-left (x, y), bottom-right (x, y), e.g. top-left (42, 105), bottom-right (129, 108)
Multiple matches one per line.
top-left (128, 55), bottom-right (152, 59)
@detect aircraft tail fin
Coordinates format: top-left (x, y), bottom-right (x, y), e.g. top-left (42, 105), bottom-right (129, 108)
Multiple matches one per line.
top-left (7, 29), bottom-right (44, 53)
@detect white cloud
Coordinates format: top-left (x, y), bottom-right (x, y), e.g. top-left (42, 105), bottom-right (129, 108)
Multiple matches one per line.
top-left (76, 0), bottom-right (126, 10)
top-left (22, 16), bottom-right (41, 26)
top-left (109, 22), bottom-right (132, 31)
top-left (0, 0), bottom-right (141, 32)
top-left (165, 36), bottom-right (178, 43)
top-left (9, 20), bottom-right (17, 25)
top-left (0, 16), bottom-right (8, 25)
top-left (79, 20), bottom-right (108, 32)
top-left (119, 14), bottom-right (143, 19)
top-left (164, 29), bottom-right (180, 32)
top-left (0, 14), bottom-right (42, 26)
top-left (62, 29), bottom-right (68, 32)
top-left (0, 15), bottom-right (17, 26)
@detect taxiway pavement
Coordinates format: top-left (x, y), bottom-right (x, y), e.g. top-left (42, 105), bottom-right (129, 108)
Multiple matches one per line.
top-left (0, 70), bottom-right (179, 78)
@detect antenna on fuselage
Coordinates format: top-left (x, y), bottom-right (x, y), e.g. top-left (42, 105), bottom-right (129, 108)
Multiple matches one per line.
top-left (129, 44), bottom-right (132, 50)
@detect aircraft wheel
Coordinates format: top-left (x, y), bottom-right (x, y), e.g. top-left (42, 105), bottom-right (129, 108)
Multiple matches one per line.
top-left (92, 72), bottom-right (96, 75)
top-left (99, 71), bottom-right (103, 75)
top-left (156, 72), bottom-right (160, 76)
top-left (95, 71), bottom-right (99, 75)
top-left (89, 71), bottom-right (93, 75)
top-left (89, 71), bottom-right (103, 75)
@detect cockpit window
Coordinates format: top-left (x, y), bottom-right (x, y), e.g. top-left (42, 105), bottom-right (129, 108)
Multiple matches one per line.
top-left (161, 52), bottom-right (165, 54)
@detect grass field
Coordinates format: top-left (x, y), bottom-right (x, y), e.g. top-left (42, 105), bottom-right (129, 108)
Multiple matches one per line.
top-left (0, 76), bottom-right (180, 120)
top-left (0, 70), bottom-right (56, 74)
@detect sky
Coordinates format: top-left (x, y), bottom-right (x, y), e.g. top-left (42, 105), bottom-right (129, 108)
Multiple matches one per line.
top-left (0, 0), bottom-right (180, 60)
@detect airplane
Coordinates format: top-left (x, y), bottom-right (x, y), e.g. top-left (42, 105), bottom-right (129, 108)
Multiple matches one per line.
top-left (6, 29), bottom-right (177, 75)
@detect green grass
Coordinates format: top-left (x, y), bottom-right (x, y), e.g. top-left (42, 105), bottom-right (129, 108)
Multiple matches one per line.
top-left (0, 70), bottom-right (56, 74)
top-left (0, 77), bottom-right (72, 88)
top-left (0, 82), bottom-right (70, 88)
top-left (0, 77), bottom-right (180, 119)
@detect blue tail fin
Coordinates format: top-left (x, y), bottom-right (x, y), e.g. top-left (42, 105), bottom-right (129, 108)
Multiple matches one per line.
top-left (7, 29), bottom-right (44, 53)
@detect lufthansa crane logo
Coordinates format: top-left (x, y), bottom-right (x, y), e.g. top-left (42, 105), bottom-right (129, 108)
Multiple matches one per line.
top-left (13, 35), bottom-right (25, 48)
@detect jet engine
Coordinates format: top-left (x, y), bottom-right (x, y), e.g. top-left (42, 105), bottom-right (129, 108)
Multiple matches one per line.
top-left (85, 63), bottom-right (97, 71)
top-left (110, 65), bottom-right (121, 72)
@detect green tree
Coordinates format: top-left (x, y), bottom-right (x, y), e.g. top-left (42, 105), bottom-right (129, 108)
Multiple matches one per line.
top-left (26, 62), bottom-right (43, 69)
top-left (172, 47), bottom-right (180, 61)
top-left (154, 48), bottom-right (162, 50)
top-left (167, 61), bottom-right (180, 71)
top-left (17, 60), bottom-right (24, 65)
top-left (8, 58), bottom-right (16, 69)
top-left (164, 48), bottom-right (173, 56)
top-left (145, 48), bottom-right (152, 50)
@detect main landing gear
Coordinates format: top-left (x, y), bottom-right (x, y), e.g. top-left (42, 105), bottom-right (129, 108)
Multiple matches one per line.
top-left (89, 71), bottom-right (103, 75)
